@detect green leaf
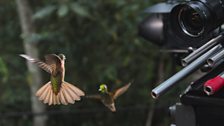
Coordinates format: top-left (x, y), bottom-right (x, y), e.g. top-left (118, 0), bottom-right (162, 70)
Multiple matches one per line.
top-left (70, 2), bottom-right (90, 18)
top-left (33, 5), bottom-right (56, 19)
top-left (57, 4), bottom-right (69, 17)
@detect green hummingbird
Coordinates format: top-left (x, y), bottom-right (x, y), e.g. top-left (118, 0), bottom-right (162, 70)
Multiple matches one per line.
top-left (86, 82), bottom-right (131, 112)
top-left (20, 54), bottom-right (85, 105)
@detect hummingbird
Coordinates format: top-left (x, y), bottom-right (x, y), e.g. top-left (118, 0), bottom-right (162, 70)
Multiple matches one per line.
top-left (86, 82), bottom-right (131, 112)
top-left (20, 54), bottom-right (85, 105)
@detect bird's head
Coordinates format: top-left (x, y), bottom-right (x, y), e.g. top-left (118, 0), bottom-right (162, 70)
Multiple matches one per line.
top-left (99, 84), bottom-right (108, 93)
top-left (58, 54), bottom-right (66, 60)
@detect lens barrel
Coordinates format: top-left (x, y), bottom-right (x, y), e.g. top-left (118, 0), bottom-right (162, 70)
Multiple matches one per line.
top-left (171, 0), bottom-right (224, 38)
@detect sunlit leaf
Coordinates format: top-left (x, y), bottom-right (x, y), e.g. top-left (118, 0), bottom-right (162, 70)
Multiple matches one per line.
top-left (57, 4), bottom-right (69, 17)
top-left (33, 5), bottom-right (56, 19)
top-left (70, 2), bottom-right (90, 18)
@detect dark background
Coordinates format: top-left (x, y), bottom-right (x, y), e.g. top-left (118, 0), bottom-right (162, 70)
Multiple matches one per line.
top-left (0, 0), bottom-right (186, 126)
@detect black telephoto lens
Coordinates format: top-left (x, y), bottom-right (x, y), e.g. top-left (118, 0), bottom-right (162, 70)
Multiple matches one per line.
top-left (171, 0), bottom-right (224, 38)
top-left (178, 6), bottom-right (204, 37)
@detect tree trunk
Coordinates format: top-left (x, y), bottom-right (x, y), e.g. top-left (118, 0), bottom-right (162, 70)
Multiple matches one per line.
top-left (16, 0), bottom-right (47, 126)
top-left (145, 54), bottom-right (165, 126)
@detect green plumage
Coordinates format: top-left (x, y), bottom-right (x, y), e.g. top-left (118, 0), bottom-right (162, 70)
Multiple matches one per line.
top-left (50, 75), bottom-right (61, 94)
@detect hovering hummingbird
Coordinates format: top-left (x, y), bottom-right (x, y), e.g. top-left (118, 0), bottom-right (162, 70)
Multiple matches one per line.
top-left (86, 82), bottom-right (131, 112)
top-left (20, 54), bottom-right (85, 105)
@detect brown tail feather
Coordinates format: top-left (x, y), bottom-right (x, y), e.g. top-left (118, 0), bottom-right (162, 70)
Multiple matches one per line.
top-left (43, 89), bottom-right (51, 104)
top-left (36, 82), bottom-right (50, 96)
top-left (56, 94), bottom-right (60, 105)
top-left (65, 82), bottom-right (85, 96)
top-left (38, 85), bottom-right (51, 101)
top-left (61, 86), bottom-right (75, 104)
top-left (63, 83), bottom-right (80, 100)
top-left (59, 90), bottom-right (67, 105)
top-left (48, 90), bottom-right (53, 105)
top-left (35, 81), bottom-right (85, 105)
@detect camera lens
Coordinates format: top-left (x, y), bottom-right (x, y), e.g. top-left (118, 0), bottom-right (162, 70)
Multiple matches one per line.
top-left (171, 0), bottom-right (224, 39)
top-left (178, 6), bottom-right (204, 37)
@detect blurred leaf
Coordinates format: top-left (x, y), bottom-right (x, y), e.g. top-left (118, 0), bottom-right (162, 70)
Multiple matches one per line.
top-left (70, 2), bottom-right (90, 18)
top-left (22, 33), bottom-right (43, 43)
top-left (57, 4), bottom-right (69, 17)
top-left (33, 5), bottom-right (56, 19)
top-left (105, 66), bottom-right (117, 80)
top-left (0, 57), bottom-right (8, 82)
top-left (123, 56), bottom-right (131, 66)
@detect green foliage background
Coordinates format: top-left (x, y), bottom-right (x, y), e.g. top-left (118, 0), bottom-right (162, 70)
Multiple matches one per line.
top-left (0, 0), bottom-right (180, 126)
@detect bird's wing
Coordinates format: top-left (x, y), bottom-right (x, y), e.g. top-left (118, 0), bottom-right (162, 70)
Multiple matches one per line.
top-left (85, 94), bottom-right (101, 100)
top-left (44, 54), bottom-right (62, 75)
top-left (112, 82), bottom-right (131, 99)
top-left (20, 54), bottom-right (52, 74)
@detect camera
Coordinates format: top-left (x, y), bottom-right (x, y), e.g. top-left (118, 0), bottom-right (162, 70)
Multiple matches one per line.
top-left (139, 0), bottom-right (224, 126)
top-left (139, 0), bottom-right (224, 49)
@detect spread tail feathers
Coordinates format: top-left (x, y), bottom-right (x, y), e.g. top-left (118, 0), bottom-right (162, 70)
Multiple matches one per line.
top-left (36, 81), bottom-right (85, 105)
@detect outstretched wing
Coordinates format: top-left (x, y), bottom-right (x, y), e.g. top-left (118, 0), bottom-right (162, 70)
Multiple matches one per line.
top-left (112, 82), bottom-right (131, 99)
top-left (44, 54), bottom-right (62, 75)
top-left (20, 54), bottom-right (52, 74)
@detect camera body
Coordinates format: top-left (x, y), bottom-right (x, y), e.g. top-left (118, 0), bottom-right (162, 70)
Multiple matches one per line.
top-left (139, 0), bottom-right (224, 126)
top-left (169, 62), bottom-right (224, 126)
